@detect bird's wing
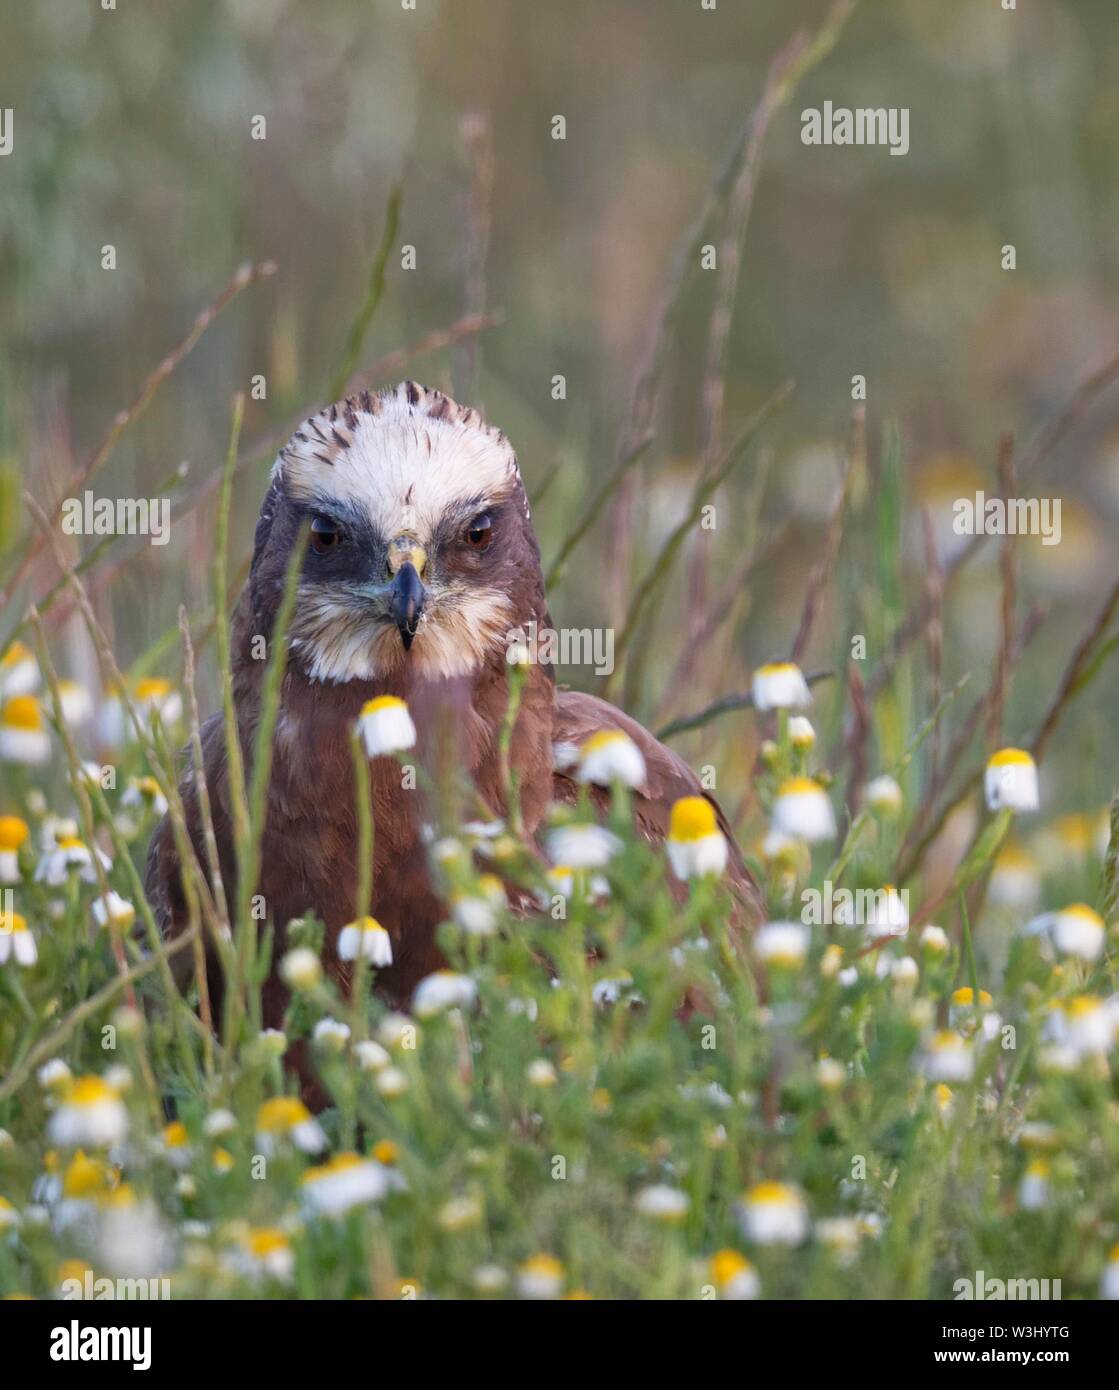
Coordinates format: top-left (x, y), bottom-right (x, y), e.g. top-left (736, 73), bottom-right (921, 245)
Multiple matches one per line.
top-left (550, 688), bottom-right (763, 927)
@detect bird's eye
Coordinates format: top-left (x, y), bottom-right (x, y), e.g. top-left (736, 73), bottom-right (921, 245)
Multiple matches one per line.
top-left (465, 513), bottom-right (493, 549)
top-left (309, 516), bottom-right (342, 554)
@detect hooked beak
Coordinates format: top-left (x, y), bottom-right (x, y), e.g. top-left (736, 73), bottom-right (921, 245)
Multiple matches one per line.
top-left (390, 561), bottom-right (426, 650)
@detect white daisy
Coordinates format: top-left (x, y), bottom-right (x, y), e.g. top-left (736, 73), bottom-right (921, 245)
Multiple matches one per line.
top-left (357, 695), bottom-right (416, 757)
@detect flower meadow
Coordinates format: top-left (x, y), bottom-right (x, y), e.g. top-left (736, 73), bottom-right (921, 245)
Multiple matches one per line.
top-left (5, 0), bottom-right (1119, 1313)
top-left (2, 621), bottom-right (1119, 1301)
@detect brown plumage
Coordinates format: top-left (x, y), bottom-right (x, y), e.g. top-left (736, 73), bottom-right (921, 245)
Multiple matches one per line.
top-left (145, 382), bottom-right (762, 1067)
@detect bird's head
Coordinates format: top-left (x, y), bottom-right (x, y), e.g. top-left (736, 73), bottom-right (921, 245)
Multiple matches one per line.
top-left (251, 382), bottom-right (546, 683)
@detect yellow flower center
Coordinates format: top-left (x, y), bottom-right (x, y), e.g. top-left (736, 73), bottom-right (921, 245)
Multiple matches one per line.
top-left (347, 914), bottom-right (387, 935)
top-left (581, 730), bottom-right (627, 754)
top-left (747, 1180), bottom-right (795, 1206)
top-left (777, 776), bottom-right (826, 798)
top-left (951, 987), bottom-right (992, 1007)
top-left (2, 695), bottom-right (44, 731)
top-left (134, 677), bottom-right (172, 702)
top-left (988, 747), bottom-right (1034, 768)
top-left (68, 1076), bottom-right (116, 1108)
top-left (246, 1227), bottom-right (289, 1258)
top-left (63, 1151), bottom-right (110, 1198)
top-left (1, 642), bottom-right (32, 669)
top-left (1060, 903), bottom-right (1103, 927)
top-left (668, 795), bottom-right (718, 842)
top-left (302, 1151), bottom-right (364, 1185)
top-left (0, 816), bottom-right (29, 851)
top-left (361, 695), bottom-right (407, 716)
top-left (710, 1249), bottom-right (752, 1285)
top-left (256, 1096), bottom-right (311, 1131)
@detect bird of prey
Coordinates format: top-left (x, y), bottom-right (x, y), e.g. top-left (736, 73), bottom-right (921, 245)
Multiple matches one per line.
top-left (146, 382), bottom-right (761, 1044)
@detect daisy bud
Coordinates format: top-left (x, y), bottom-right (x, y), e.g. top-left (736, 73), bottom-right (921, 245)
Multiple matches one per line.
top-left (1049, 904), bottom-right (1105, 962)
top-left (1101, 1244), bottom-right (1119, 1300)
top-left (312, 1018), bottom-right (351, 1052)
top-left (755, 921), bottom-right (810, 970)
top-left (989, 845), bottom-right (1040, 909)
top-left (891, 956), bottom-right (919, 989)
top-left (772, 777), bottom-right (836, 843)
top-left (633, 1185), bottom-right (689, 1223)
top-left (0, 814), bottom-right (29, 884)
top-left (737, 1181), bottom-right (809, 1246)
top-left (301, 1153), bottom-right (388, 1217)
top-left (203, 1109), bottom-right (237, 1139)
top-left (0, 912), bottom-right (37, 967)
top-left (57, 679), bottom-right (92, 726)
top-left (450, 875), bottom-right (506, 936)
top-left (0, 641), bottom-right (40, 697)
top-left (91, 892), bottom-right (136, 932)
top-left (0, 694), bottom-right (51, 765)
top-left (412, 969), bottom-right (478, 1018)
top-left (133, 677), bottom-right (183, 728)
top-left (920, 1031), bottom-right (974, 1083)
top-left (1018, 1159), bottom-right (1050, 1212)
top-left (819, 943), bottom-right (843, 979)
top-left (255, 1096), bottom-right (326, 1154)
top-left (280, 947), bottom-right (322, 992)
top-left (788, 716), bottom-right (816, 749)
top-left (234, 1227), bottom-right (294, 1282)
top-left (1063, 995), bottom-right (1116, 1057)
top-left (438, 1194), bottom-right (483, 1232)
top-left (256, 1028), bottom-right (288, 1057)
top-left (864, 774), bottom-right (903, 817)
top-left (358, 695), bottom-right (417, 757)
top-left (919, 924), bottom-right (949, 955)
top-left (984, 747), bottom-right (1039, 813)
top-left (816, 1056), bottom-right (846, 1091)
top-left (752, 661), bottom-right (811, 711)
top-left (666, 796), bottom-right (728, 880)
top-left (577, 730), bottom-right (646, 789)
top-left (376, 1066), bottom-right (409, 1098)
top-left (545, 822), bottom-right (621, 870)
top-left (355, 1039), bottom-right (391, 1072)
top-left (473, 1263), bottom-right (509, 1294)
top-left (526, 1059), bottom-right (557, 1088)
top-left (708, 1249), bottom-right (759, 1300)
top-left (337, 915), bottom-right (393, 966)
top-left (517, 1252), bottom-right (565, 1300)
top-left (37, 1059), bottom-right (72, 1091)
top-left (48, 1076), bottom-right (129, 1148)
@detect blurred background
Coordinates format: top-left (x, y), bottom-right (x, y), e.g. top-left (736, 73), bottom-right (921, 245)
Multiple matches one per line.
top-left (3, 0), bottom-right (1119, 842)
